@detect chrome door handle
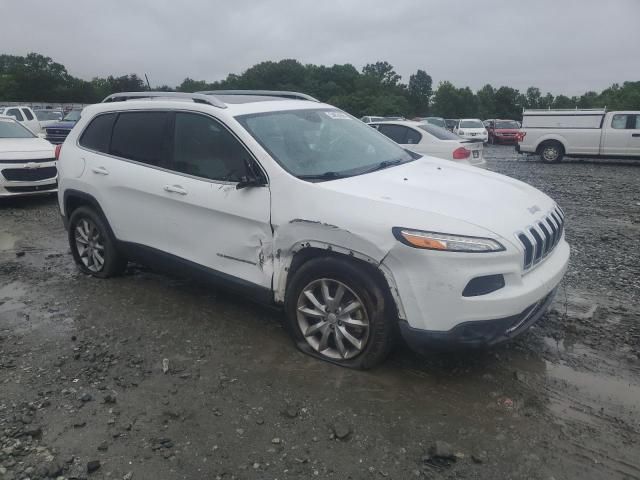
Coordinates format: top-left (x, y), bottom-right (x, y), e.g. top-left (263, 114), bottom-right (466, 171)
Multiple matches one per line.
top-left (163, 185), bottom-right (187, 195)
top-left (91, 166), bottom-right (109, 175)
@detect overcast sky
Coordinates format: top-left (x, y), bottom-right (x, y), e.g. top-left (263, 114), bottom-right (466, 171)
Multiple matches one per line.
top-left (2, 0), bottom-right (639, 95)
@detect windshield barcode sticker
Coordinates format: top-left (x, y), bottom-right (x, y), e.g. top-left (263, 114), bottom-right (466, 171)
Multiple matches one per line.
top-left (325, 111), bottom-right (351, 120)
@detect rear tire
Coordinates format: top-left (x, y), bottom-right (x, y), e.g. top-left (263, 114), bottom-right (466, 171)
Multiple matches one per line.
top-left (284, 257), bottom-right (394, 369)
top-left (68, 206), bottom-right (127, 278)
top-left (539, 141), bottom-right (564, 163)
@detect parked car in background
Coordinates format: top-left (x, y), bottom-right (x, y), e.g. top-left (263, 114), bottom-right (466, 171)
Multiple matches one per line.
top-left (0, 115), bottom-right (57, 197)
top-left (0, 106), bottom-right (42, 135)
top-left (445, 119), bottom-right (458, 131)
top-left (361, 116), bottom-right (386, 124)
top-left (371, 121), bottom-right (486, 168)
top-left (34, 109), bottom-right (64, 129)
top-left (517, 108), bottom-right (640, 162)
top-left (454, 119), bottom-right (488, 143)
top-left (418, 117), bottom-right (447, 129)
top-left (485, 119), bottom-right (521, 144)
top-left (45, 109), bottom-right (82, 144)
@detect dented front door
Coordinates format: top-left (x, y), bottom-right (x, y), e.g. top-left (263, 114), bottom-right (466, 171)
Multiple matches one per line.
top-left (162, 176), bottom-right (273, 289)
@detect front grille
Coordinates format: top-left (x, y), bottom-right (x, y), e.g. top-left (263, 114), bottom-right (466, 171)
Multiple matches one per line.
top-left (0, 157), bottom-right (55, 164)
top-left (1, 166), bottom-right (57, 181)
top-left (45, 128), bottom-right (71, 144)
top-left (517, 206), bottom-right (565, 271)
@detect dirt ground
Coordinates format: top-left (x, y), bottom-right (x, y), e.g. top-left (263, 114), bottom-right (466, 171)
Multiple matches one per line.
top-left (1, 145), bottom-right (639, 480)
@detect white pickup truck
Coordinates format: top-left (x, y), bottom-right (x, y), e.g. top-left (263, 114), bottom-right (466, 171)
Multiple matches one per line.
top-left (516, 109), bottom-right (640, 162)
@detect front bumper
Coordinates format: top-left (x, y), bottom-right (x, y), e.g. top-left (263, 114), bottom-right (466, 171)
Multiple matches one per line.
top-left (0, 161), bottom-right (58, 197)
top-left (399, 287), bottom-right (557, 350)
top-left (382, 232), bottom-right (569, 339)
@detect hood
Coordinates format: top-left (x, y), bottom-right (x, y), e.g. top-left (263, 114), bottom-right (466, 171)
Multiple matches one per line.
top-left (0, 137), bottom-right (55, 159)
top-left (45, 121), bottom-right (76, 130)
top-left (316, 157), bottom-right (556, 241)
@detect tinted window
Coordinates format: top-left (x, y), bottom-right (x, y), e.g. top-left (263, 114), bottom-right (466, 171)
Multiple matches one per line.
top-left (79, 113), bottom-right (117, 153)
top-left (111, 112), bottom-right (170, 166)
top-left (22, 108), bottom-right (34, 121)
top-left (172, 113), bottom-right (249, 182)
top-left (495, 120), bottom-right (519, 129)
top-left (7, 108), bottom-right (24, 122)
top-left (405, 128), bottom-right (422, 144)
top-left (63, 110), bottom-right (82, 122)
top-left (378, 124), bottom-right (409, 143)
top-left (611, 114), bottom-right (627, 129)
top-left (418, 123), bottom-right (461, 140)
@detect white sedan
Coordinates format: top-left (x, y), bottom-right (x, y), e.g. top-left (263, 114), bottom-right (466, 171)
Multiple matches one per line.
top-left (454, 118), bottom-right (489, 143)
top-left (370, 120), bottom-right (486, 168)
top-left (0, 115), bottom-right (57, 197)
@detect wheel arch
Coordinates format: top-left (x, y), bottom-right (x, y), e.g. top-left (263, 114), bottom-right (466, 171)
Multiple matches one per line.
top-left (274, 242), bottom-right (406, 321)
top-left (63, 190), bottom-right (118, 241)
top-left (534, 135), bottom-right (567, 154)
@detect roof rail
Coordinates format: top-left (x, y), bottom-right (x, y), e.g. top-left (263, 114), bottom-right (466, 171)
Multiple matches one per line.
top-left (102, 92), bottom-right (227, 109)
top-left (198, 90), bottom-right (320, 102)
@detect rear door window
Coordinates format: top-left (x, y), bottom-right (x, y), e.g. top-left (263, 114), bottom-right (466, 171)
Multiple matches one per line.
top-left (171, 112), bottom-right (249, 182)
top-left (110, 111), bottom-right (171, 167)
top-left (22, 108), bottom-right (35, 121)
top-left (611, 114), bottom-right (628, 129)
top-left (79, 113), bottom-right (117, 153)
top-left (6, 108), bottom-right (24, 122)
top-left (378, 124), bottom-right (409, 144)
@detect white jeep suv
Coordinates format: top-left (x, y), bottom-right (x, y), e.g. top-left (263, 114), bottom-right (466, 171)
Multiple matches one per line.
top-left (57, 91), bottom-right (570, 369)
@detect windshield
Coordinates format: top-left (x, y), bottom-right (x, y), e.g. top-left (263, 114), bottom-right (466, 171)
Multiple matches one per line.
top-left (460, 120), bottom-right (484, 128)
top-left (0, 118), bottom-right (35, 138)
top-left (495, 120), bottom-right (520, 129)
top-left (35, 110), bottom-right (62, 121)
top-left (63, 110), bottom-right (81, 122)
top-left (423, 117), bottom-right (446, 128)
top-left (237, 109), bottom-right (415, 179)
top-left (418, 123), bottom-right (461, 140)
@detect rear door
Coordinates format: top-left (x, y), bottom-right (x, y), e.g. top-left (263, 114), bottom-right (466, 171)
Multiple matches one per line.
top-left (602, 113), bottom-right (634, 156)
top-left (79, 110), bottom-right (178, 254)
top-left (21, 108), bottom-right (41, 134)
top-left (627, 114), bottom-right (640, 156)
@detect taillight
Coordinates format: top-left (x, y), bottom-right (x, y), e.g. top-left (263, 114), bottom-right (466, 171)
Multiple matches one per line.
top-left (452, 147), bottom-right (471, 160)
top-left (54, 144), bottom-right (62, 160)
top-left (516, 131), bottom-right (526, 143)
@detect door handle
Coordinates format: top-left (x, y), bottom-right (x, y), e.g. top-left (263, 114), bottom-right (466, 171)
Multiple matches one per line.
top-left (163, 185), bottom-right (187, 195)
top-left (632, 133), bottom-right (640, 137)
top-left (91, 166), bottom-right (109, 175)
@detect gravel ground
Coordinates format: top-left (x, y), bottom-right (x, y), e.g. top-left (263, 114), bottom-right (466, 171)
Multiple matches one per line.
top-left (1, 145), bottom-right (639, 480)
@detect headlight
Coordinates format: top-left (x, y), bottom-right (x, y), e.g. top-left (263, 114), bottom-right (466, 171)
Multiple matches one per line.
top-left (393, 228), bottom-right (505, 252)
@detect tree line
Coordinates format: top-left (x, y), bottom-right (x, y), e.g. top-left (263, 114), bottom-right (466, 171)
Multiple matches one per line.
top-left (1, 53), bottom-right (639, 119)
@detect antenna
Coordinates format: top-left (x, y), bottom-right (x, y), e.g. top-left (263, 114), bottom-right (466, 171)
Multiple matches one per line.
top-left (144, 74), bottom-right (151, 91)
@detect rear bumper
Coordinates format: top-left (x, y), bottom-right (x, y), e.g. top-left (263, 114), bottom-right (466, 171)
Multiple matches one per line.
top-left (399, 287), bottom-right (557, 350)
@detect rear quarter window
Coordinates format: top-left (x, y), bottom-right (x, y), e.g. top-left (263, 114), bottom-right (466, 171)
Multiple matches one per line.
top-left (79, 113), bottom-right (117, 153)
top-left (22, 109), bottom-right (35, 121)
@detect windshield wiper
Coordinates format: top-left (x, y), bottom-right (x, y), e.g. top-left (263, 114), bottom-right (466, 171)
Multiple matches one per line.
top-left (358, 158), bottom-right (406, 175)
top-left (298, 171), bottom-right (350, 181)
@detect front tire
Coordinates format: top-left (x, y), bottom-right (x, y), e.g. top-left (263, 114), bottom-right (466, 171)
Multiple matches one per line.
top-left (539, 141), bottom-right (564, 163)
top-left (284, 257), bottom-right (394, 369)
top-left (68, 206), bottom-right (127, 278)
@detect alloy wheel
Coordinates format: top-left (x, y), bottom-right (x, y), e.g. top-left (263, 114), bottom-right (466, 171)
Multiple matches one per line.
top-left (74, 218), bottom-right (105, 272)
top-left (296, 278), bottom-right (370, 360)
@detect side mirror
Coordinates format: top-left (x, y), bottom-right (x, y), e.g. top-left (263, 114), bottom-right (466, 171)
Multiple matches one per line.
top-left (236, 175), bottom-right (264, 190)
top-left (236, 158), bottom-right (266, 190)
